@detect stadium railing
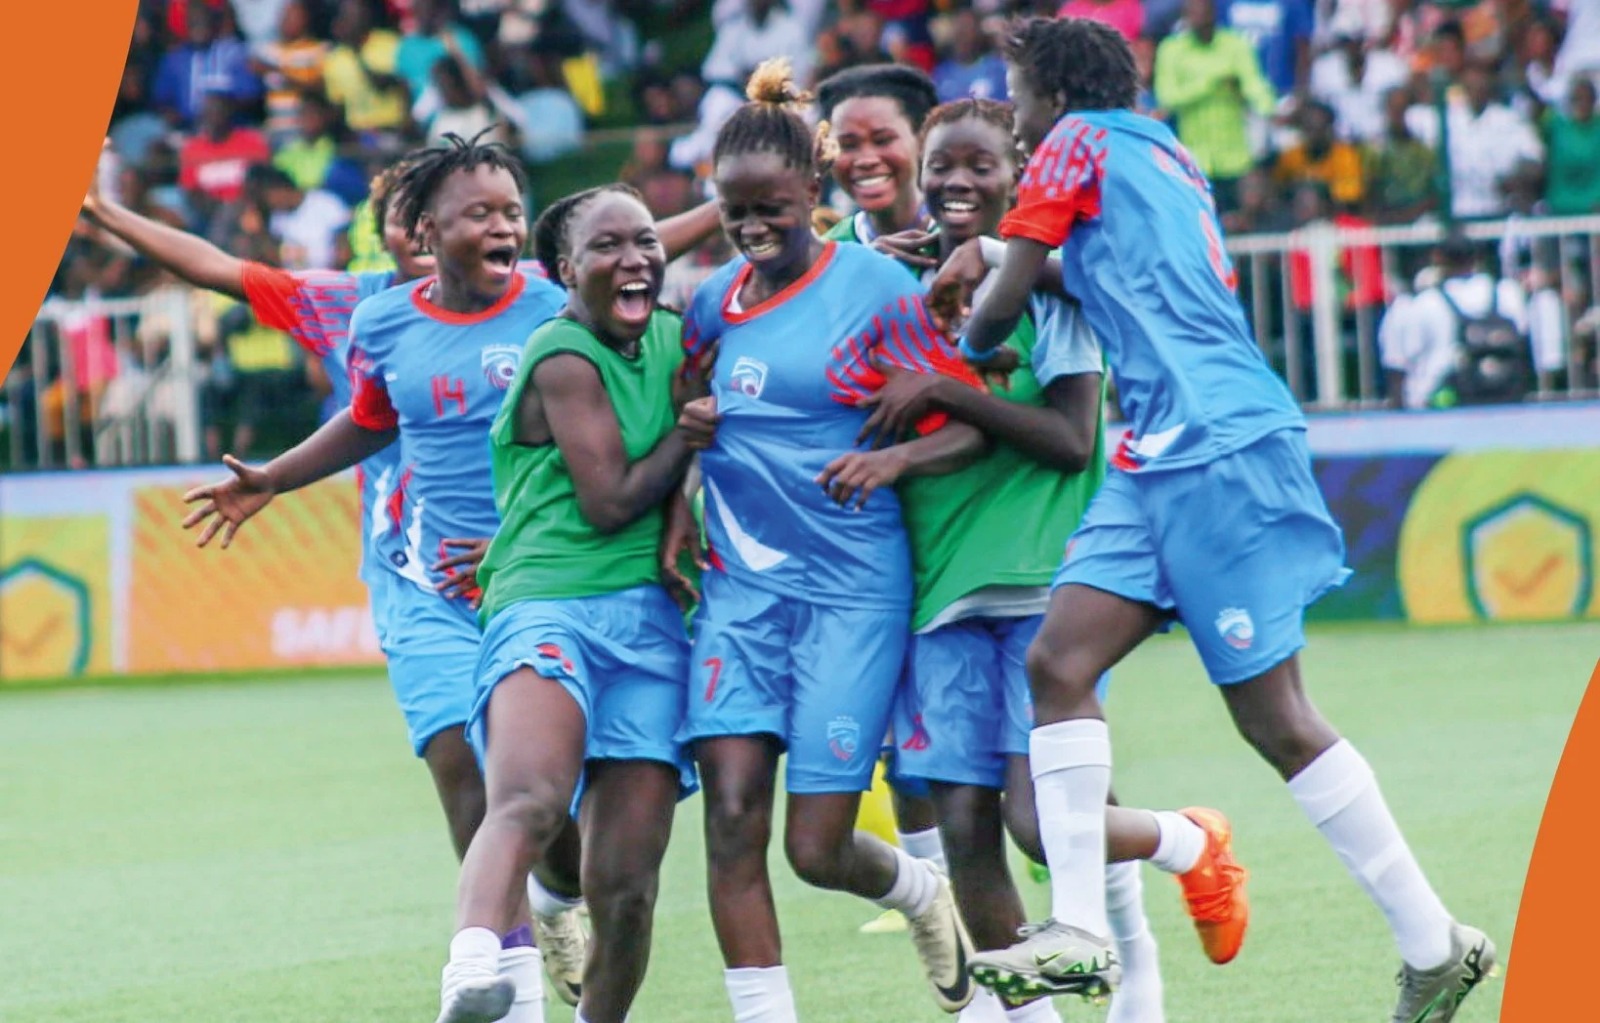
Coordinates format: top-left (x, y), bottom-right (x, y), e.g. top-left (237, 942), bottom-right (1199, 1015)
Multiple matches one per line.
top-left (1225, 214), bottom-right (1600, 411)
top-left (7, 215), bottom-right (1598, 472)
top-left (7, 290), bottom-right (202, 470)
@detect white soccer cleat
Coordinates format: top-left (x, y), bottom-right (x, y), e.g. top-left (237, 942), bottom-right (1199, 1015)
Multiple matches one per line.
top-left (907, 874), bottom-right (977, 1012)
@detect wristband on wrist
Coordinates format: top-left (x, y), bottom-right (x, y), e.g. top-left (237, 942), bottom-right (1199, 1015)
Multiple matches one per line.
top-left (959, 335), bottom-right (1000, 363)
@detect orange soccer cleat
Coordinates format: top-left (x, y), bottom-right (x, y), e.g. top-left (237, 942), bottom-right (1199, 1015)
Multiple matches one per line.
top-left (1173, 806), bottom-right (1250, 965)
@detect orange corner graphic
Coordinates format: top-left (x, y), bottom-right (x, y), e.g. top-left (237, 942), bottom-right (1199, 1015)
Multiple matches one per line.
top-left (0, 4), bottom-right (138, 378)
top-left (1503, 654), bottom-right (1600, 1020)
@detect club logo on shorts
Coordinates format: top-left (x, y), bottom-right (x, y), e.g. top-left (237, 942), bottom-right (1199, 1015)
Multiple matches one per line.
top-left (901, 714), bottom-right (930, 752)
top-left (828, 715), bottom-right (862, 762)
top-left (1214, 607), bottom-right (1255, 651)
top-left (481, 344), bottom-right (522, 390)
top-left (729, 356), bottom-right (769, 398)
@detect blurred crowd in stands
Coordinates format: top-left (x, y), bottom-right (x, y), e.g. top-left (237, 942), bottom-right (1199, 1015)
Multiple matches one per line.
top-left (12, 0), bottom-right (1600, 470)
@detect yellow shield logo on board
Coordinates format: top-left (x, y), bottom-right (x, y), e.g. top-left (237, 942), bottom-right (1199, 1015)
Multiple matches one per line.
top-left (1464, 495), bottom-right (1592, 621)
top-left (0, 559), bottom-right (91, 680)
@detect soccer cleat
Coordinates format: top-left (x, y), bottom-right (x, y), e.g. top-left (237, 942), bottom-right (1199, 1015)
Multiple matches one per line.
top-left (907, 874), bottom-right (977, 1012)
top-left (1390, 923), bottom-right (1498, 1023)
top-left (860, 908), bottom-right (910, 934)
top-left (967, 919), bottom-right (1121, 1004)
top-left (435, 965), bottom-right (515, 1023)
top-left (532, 905), bottom-right (589, 1007)
top-left (1173, 806), bottom-right (1250, 965)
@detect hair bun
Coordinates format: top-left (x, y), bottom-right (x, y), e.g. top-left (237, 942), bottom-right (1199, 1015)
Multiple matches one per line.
top-left (746, 57), bottom-right (814, 108)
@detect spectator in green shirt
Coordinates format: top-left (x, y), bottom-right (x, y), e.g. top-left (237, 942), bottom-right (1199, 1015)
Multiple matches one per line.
top-left (1544, 77), bottom-right (1600, 216)
top-left (1153, 0), bottom-right (1276, 210)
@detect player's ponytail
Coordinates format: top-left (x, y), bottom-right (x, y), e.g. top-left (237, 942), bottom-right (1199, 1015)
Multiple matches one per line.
top-left (713, 57), bottom-right (825, 178)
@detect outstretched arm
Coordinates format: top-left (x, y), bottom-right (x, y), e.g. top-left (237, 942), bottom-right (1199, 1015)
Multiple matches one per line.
top-left (530, 354), bottom-right (696, 535)
top-left (82, 146), bottom-right (249, 300)
top-left (180, 410), bottom-right (395, 548)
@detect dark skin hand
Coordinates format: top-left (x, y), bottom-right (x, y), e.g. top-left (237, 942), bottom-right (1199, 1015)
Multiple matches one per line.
top-left (860, 362), bottom-right (1103, 473)
top-left (815, 421), bottom-right (987, 510)
top-left (181, 410), bottom-right (396, 548)
top-left (433, 537), bottom-right (490, 606)
top-left (876, 229), bottom-right (1070, 305)
top-left (659, 487), bottom-right (705, 609)
top-left (856, 354), bottom-right (1017, 449)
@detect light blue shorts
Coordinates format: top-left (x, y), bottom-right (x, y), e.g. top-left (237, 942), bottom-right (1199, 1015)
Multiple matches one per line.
top-left (1055, 428), bottom-right (1350, 685)
top-left (471, 585), bottom-right (697, 801)
top-left (684, 570), bottom-right (908, 794)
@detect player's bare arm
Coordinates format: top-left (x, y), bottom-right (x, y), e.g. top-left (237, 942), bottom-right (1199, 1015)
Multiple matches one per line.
top-left (180, 410), bottom-right (396, 547)
top-left (80, 141), bottom-right (249, 300)
top-left (940, 371), bottom-right (1104, 474)
top-left (526, 353), bottom-right (696, 535)
top-left (657, 200), bottom-right (724, 261)
top-left (951, 237), bottom-right (1052, 355)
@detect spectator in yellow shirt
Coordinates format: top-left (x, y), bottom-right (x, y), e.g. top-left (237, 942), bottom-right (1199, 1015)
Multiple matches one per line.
top-left (1274, 100), bottom-right (1365, 209)
top-left (323, 0), bottom-right (410, 145)
top-left (1154, 0), bottom-right (1277, 209)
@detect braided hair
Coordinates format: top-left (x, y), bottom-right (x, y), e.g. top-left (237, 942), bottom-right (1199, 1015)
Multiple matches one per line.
top-left (392, 127), bottom-right (529, 242)
top-left (532, 183), bottom-right (646, 282)
top-left (1002, 16), bottom-right (1139, 113)
top-left (712, 58), bottom-right (838, 178)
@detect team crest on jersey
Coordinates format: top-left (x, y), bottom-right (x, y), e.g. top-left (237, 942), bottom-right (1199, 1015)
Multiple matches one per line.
top-left (481, 344), bottom-right (522, 390)
top-left (1214, 607), bottom-right (1255, 650)
top-left (828, 715), bottom-right (861, 762)
top-left (729, 356), bottom-right (769, 398)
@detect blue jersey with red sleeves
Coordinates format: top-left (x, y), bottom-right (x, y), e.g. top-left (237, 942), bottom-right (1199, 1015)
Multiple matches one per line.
top-left (999, 109), bottom-right (1303, 472)
top-left (683, 241), bottom-right (977, 612)
top-left (243, 263), bottom-right (399, 581)
top-left (348, 270), bottom-right (567, 596)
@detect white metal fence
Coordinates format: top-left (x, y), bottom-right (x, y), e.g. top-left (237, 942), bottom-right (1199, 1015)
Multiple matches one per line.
top-left (5, 290), bottom-right (202, 470)
top-left (1226, 214), bottom-right (1600, 410)
top-left (5, 215), bottom-right (1598, 471)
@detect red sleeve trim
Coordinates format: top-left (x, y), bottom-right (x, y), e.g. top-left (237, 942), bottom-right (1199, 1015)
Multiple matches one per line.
top-left (350, 373), bottom-right (399, 431)
top-left (240, 262), bottom-right (304, 333)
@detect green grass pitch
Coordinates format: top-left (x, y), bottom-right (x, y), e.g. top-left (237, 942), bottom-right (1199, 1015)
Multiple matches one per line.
top-left (3, 621), bottom-right (1595, 1022)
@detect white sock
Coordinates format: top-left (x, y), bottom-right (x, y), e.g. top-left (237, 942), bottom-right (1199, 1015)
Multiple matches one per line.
top-left (527, 872), bottom-right (584, 920)
top-left (1004, 996), bottom-right (1063, 1023)
top-left (874, 846), bottom-right (940, 918)
top-left (957, 988), bottom-right (1009, 1023)
top-left (1104, 862), bottom-right (1163, 1023)
top-left (446, 926), bottom-right (503, 978)
top-left (496, 946), bottom-right (546, 1023)
top-left (725, 966), bottom-right (799, 1023)
top-left (1030, 719), bottom-right (1112, 936)
top-left (1289, 739), bottom-right (1454, 969)
top-left (898, 827), bottom-right (949, 874)
top-left (1147, 811), bottom-right (1206, 875)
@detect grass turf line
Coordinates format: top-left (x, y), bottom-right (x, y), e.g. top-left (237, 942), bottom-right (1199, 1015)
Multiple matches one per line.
top-left (1, 622), bottom-right (1593, 1021)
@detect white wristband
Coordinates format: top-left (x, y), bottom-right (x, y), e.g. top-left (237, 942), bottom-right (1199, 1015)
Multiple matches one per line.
top-left (978, 235), bottom-right (1006, 269)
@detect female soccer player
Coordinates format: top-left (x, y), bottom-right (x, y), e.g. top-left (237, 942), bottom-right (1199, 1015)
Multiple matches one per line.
top-left (673, 58), bottom-right (984, 1021)
top-left (96, 142), bottom-right (600, 1007)
top-left (435, 183), bottom-right (703, 1023)
top-left (817, 63), bottom-right (939, 248)
top-left (824, 97), bottom-right (1247, 1023)
top-left (180, 131), bottom-right (574, 1019)
top-left (947, 19), bottom-right (1494, 1020)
